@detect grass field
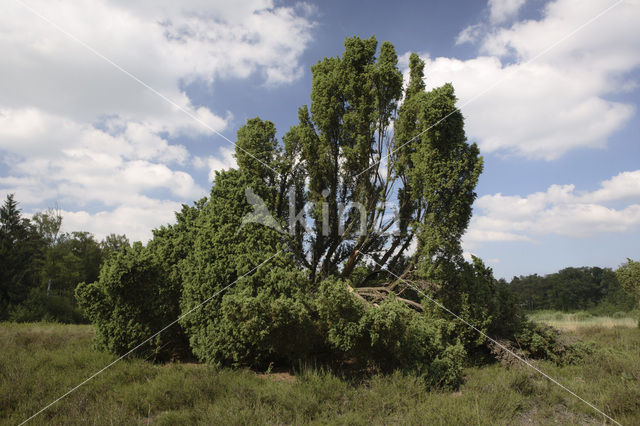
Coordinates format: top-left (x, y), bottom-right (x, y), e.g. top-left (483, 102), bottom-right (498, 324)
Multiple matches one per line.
top-left (1, 320), bottom-right (639, 425)
top-left (529, 310), bottom-right (639, 331)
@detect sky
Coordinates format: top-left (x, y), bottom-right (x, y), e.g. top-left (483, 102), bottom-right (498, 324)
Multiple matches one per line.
top-left (1, 0), bottom-right (639, 279)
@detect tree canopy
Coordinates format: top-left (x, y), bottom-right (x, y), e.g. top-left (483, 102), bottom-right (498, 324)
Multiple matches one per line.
top-left (616, 259), bottom-right (640, 309)
top-left (510, 266), bottom-right (636, 313)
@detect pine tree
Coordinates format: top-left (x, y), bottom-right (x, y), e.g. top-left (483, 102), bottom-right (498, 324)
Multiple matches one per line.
top-left (0, 194), bottom-right (42, 318)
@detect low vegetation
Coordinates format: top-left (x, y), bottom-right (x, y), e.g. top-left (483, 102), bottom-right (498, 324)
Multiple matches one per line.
top-left (1, 321), bottom-right (638, 425)
top-left (529, 310), bottom-right (639, 331)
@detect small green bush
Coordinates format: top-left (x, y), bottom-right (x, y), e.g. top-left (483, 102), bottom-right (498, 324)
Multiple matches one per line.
top-left (316, 278), bottom-right (466, 389)
top-left (182, 269), bottom-right (317, 368)
top-left (516, 322), bottom-right (591, 365)
top-left (76, 242), bottom-right (189, 361)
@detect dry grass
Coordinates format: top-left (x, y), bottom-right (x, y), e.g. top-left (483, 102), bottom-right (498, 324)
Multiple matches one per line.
top-left (529, 311), bottom-right (638, 331)
top-left (1, 321), bottom-right (639, 424)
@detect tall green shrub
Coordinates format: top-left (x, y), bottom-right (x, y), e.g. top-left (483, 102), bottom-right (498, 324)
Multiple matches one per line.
top-left (76, 242), bottom-right (189, 360)
top-left (179, 165), bottom-right (319, 368)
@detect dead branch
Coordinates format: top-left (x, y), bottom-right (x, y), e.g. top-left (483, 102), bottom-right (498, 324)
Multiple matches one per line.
top-left (354, 285), bottom-right (424, 312)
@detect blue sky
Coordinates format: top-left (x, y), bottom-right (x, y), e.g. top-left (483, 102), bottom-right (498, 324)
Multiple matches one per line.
top-left (1, 0), bottom-right (639, 279)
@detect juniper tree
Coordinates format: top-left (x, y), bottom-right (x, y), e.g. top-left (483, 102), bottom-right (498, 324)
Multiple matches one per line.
top-left (280, 38), bottom-right (482, 306)
top-left (176, 37), bottom-right (485, 371)
top-left (77, 37), bottom-right (561, 385)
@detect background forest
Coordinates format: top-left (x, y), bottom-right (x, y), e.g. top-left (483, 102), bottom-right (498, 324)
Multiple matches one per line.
top-left (0, 193), bottom-right (129, 323)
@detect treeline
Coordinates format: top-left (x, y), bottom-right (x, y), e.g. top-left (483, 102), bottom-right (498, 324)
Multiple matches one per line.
top-left (2, 189), bottom-right (636, 324)
top-left (509, 266), bottom-right (636, 313)
top-left (0, 194), bottom-right (129, 323)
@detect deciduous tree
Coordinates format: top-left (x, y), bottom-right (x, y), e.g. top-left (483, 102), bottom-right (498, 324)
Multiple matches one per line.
top-left (616, 259), bottom-right (640, 310)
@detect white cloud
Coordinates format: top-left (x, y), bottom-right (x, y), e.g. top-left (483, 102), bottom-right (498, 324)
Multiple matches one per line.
top-left (425, 0), bottom-right (640, 160)
top-left (0, 108), bottom-right (191, 166)
top-left (0, 0), bottom-right (315, 240)
top-left (456, 24), bottom-right (484, 45)
top-left (60, 197), bottom-right (183, 243)
top-left (1, 0), bottom-right (314, 120)
top-left (193, 147), bottom-right (238, 181)
top-left (586, 170), bottom-right (640, 203)
top-left (0, 108), bottom-right (206, 206)
top-left (488, 0), bottom-right (526, 24)
top-left (456, 0), bottom-right (525, 45)
top-left (464, 170), bottom-right (640, 248)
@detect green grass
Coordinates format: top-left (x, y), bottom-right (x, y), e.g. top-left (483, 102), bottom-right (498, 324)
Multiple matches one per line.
top-left (529, 310), bottom-right (639, 331)
top-left (1, 321), bottom-right (639, 425)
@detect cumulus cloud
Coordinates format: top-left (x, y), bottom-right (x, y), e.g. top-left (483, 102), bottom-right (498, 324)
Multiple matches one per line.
top-left (421, 0), bottom-right (640, 160)
top-left (464, 170), bottom-right (640, 248)
top-left (0, 109), bottom-right (190, 165)
top-left (455, 24), bottom-right (484, 45)
top-left (2, 0), bottom-right (315, 119)
top-left (0, 108), bottom-right (206, 206)
top-left (60, 197), bottom-right (183, 243)
top-left (488, 0), bottom-right (526, 24)
top-left (586, 170), bottom-right (640, 203)
top-left (193, 147), bottom-right (238, 182)
top-left (0, 0), bottom-right (315, 239)
top-left (456, 0), bottom-right (525, 45)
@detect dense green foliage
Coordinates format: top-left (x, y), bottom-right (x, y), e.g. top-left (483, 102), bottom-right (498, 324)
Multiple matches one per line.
top-left (617, 259), bottom-right (640, 325)
top-left (177, 150), bottom-right (316, 368)
top-left (75, 242), bottom-right (189, 361)
top-left (0, 194), bottom-right (129, 323)
top-left (0, 194), bottom-right (42, 318)
top-left (509, 266), bottom-right (636, 313)
top-left (316, 277), bottom-right (466, 387)
top-left (616, 259), bottom-right (640, 308)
